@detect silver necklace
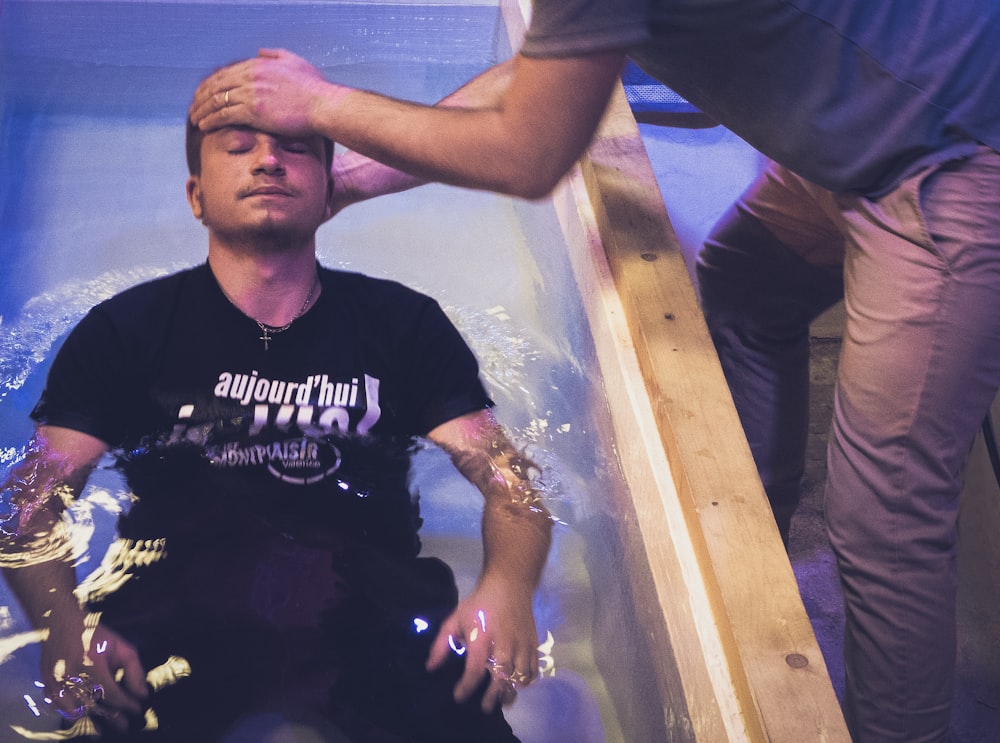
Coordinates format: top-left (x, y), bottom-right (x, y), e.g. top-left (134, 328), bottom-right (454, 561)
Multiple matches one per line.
top-left (222, 274), bottom-right (320, 351)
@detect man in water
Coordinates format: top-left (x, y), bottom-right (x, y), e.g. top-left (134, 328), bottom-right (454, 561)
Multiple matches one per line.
top-left (0, 66), bottom-right (551, 742)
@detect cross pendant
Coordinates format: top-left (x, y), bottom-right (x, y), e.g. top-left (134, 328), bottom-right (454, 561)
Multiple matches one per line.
top-left (259, 327), bottom-right (273, 351)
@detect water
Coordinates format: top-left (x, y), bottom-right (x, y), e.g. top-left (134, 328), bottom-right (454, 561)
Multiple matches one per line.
top-left (0, 2), bottom-right (628, 741)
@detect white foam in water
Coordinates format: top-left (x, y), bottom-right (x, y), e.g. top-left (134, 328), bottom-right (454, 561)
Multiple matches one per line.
top-left (0, 3), bottom-right (631, 741)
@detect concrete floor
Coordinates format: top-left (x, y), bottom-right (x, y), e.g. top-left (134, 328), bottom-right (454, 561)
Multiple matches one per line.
top-left (637, 117), bottom-right (1000, 741)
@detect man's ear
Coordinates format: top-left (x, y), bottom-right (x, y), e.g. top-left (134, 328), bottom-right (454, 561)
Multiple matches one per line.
top-left (186, 176), bottom-right (204, 220)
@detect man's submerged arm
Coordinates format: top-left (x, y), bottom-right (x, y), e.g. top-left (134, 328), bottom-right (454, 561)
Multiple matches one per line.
top-left (1, 426), bottom-right (147, 723)
top-left (425, 408), bottom-right (553, 712)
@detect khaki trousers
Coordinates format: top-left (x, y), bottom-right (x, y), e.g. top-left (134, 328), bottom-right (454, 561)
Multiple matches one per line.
top-left (697, 144), bottom-right (1000, 742)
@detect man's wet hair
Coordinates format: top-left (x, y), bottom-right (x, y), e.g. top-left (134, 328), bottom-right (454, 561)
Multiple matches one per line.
top-left (185, 118), bottom-right (335, 177)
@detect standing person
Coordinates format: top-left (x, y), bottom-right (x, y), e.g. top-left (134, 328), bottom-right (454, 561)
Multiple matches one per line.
top-left (0, 68), bottom-right (552, 742)
top-left (188, 2), bottom-right (1000, 741)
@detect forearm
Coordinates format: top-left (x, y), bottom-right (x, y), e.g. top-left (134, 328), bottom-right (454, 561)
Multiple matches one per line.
top-left (0, 426), bottom-right (106, 644)
top-left (478, 494), bottom-right (552, 598)
top-left (427, 410), bottom-right (552, 590)
top-left (314, 85), bottom-right (560, 198)
top-left (2, 496), bottom-right (88, 646)
top-left (330, 60), bottom-right (517, 209)
top-left (3, 559), bottom-right (87, 636)
top-left (331, 151), bottom-right (425, 213)
top-left (443, 415), bottom-right (553, 592)
top-left (2, 545), bottom-right (93, 691)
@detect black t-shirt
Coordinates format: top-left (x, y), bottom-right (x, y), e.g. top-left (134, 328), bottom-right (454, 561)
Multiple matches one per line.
top-left (32, 263), bottom-right (493, 559)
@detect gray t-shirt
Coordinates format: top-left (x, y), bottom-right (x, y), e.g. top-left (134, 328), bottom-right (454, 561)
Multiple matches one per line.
top-left (522, 0), bottom-right (1000, 196)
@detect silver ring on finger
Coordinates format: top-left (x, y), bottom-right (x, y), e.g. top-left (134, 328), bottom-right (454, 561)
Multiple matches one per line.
top-left (510, 669), bottom-right (534, 686)
top-left (486, 655), bottom-right (510, 680)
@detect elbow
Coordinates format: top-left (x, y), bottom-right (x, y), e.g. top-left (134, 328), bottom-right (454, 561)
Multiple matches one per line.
top-left (492, 155), bottom-right (574, 201)
top-left (512, 175), bottom-right (564, 201)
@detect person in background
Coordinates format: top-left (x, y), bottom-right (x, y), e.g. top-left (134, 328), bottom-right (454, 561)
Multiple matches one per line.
top-left (189, 2), bottom-right (1000, 741)
top-left (0, 64), bottom-right (551, 742)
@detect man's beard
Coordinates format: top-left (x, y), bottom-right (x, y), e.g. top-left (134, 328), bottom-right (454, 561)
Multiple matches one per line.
top-left (202, 204), bottom-right (319, 254)
top-left (240, 220), bottom-right (313, 253)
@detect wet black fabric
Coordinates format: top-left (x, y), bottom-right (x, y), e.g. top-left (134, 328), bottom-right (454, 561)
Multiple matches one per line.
top-left (92, 547), bottom-right (515, 742)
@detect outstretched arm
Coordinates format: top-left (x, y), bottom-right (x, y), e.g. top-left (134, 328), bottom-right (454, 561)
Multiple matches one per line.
top-left (328, 59), bottom-right (516, 212)
top-left (424, 409), bottom-right (553, 712)
top-left (1, 426), bottom-right (147, 725)
top-left (189, 47), bottom-right (626, 200)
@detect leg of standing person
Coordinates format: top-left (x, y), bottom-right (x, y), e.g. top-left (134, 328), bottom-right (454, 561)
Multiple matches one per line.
top-left (697, 162), bottom-right (845, 546)
top-left (828, 144), bottom-right (1000, 742)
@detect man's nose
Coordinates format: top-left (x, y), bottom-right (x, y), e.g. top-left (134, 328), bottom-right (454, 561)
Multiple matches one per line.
top-left (252, 140), bottom-right (285, 173)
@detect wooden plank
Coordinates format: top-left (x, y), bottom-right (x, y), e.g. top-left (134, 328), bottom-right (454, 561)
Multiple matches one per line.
top-left (576, 82), bottom-right (851, 741)
top-left (551, 171), bottom-right (749, 741)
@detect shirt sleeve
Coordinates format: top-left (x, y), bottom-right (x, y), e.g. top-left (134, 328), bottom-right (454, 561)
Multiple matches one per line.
top-left (31, 304), bottom-right (138, 447)
top-left (520, 0), bottom-right (650, 58)
top-left (405, 298), bottom-right (494, 435)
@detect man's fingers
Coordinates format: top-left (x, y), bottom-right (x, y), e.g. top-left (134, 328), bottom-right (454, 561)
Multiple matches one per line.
top-left (97, 676), bottom-right (144, 716)
top-left (453, 661), bottom-right (489, 703)
top-left (425, 627), bottom-right (456, 672)
top-left (189, 63), bottom-right (250, 125)
top-left (190, 91), bottom-right (235, 130)
top-left (121, 656), bottom-right (150, 701)
top-left (511, 648), bottom-right (539, 687)
top-left (193, 106), bottom-right (229, 132)
top-left (480, 672), bottom-right (517, 712)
